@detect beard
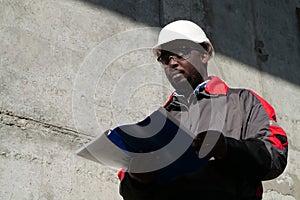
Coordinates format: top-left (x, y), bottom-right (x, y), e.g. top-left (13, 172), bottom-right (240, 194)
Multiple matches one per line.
top-left (170, 77), bottom-right (194, 96)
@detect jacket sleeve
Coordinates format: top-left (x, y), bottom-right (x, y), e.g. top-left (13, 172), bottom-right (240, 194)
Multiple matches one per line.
top-left (224, 89), bottom-right (288, 180)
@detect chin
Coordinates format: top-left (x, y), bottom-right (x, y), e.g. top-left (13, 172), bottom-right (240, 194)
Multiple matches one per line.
top-left (173, 80), bottom-right (194, 93)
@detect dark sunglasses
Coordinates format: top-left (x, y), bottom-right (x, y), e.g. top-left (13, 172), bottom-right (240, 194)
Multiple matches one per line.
top-left (157, 46), bottom-right (205, 65)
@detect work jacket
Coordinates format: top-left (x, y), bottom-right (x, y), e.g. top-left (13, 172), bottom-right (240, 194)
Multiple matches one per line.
top-left (119, 76), bottom-right (288, 200)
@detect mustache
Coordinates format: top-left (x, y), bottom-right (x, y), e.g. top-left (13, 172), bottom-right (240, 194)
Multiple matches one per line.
top-left (169, 69), bottom-right (184, 77)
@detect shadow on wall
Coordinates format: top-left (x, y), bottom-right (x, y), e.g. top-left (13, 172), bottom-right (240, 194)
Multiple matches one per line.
top-left (84, 0), bottom-right (300, 86)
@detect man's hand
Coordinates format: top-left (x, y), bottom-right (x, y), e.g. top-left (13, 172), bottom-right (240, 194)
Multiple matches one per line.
top-left (192, 130), bottom-right (227, 159)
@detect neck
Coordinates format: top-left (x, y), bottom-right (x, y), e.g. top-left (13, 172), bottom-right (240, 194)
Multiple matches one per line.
top-left (177, 77), bottom-right (209, 101)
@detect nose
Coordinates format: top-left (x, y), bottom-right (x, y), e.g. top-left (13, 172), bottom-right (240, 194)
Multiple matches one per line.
top-left (168, 55), bottom-right (178, 67)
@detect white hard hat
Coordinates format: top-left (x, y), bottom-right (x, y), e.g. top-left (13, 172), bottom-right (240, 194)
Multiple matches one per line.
top-left (153, 20), bottom-right (215, 57)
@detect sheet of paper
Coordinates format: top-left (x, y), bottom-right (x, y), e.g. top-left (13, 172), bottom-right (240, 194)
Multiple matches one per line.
top-left (75, 130), bottom-right (131, 170)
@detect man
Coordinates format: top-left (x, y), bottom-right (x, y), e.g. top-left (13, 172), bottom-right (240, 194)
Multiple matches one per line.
top-left (118, 20), bottom-right (288, 200)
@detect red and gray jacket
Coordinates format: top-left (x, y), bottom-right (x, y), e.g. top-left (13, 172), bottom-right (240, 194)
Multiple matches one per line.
top-left (119, 76), bottom-right (288, 200)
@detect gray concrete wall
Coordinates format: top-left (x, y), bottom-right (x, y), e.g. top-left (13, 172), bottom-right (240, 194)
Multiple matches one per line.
top-left (0, 0), bottom-right (299, 199)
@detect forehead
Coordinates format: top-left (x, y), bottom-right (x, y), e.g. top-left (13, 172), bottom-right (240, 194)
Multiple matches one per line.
top-left (160, 39), bottom-right (200, 51)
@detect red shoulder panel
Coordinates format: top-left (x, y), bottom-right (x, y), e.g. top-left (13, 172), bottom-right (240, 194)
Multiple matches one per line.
top-left (249, 90), bottom-right (276, 121)
top-left (205, 76), bottom-right (229, 95)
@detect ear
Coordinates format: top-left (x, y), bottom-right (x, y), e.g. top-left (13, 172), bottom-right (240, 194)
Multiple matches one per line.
top-left (201, 53), bottom-right (209, 64)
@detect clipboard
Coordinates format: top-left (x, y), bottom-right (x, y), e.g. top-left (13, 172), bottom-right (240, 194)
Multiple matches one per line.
top-left (76, 107), bottom-right (208, 182)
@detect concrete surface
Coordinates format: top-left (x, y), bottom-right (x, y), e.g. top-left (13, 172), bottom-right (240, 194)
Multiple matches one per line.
top-left (0, 110), bottom-right (121, 200)
top-left (1, 0), bottom-right (300, 199)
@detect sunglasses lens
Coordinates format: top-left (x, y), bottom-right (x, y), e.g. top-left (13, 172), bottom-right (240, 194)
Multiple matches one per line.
top-left (157, 52), bottom-right (171, 65)
top-left (157, 47), bottom-right (193, 64)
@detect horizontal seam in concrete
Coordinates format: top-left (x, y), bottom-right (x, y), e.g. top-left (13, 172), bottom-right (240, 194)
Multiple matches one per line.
top-left (0, 109), bottom-right (94, 140)
top-left (264, 189), bottom-right (295, 197)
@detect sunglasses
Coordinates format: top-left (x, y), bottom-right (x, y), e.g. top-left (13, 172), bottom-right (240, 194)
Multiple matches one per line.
top-left (157, 46), bottom-right (205, 65)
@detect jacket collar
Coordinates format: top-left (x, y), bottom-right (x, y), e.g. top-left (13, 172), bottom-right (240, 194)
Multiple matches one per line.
top-left (164, 76), bottom-right (229, 109)
top-left (204, 76), bottom-right (228, 95)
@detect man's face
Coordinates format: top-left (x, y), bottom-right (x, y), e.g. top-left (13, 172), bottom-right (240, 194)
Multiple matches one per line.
top-left (157, 40), bottom-right (209, 93)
